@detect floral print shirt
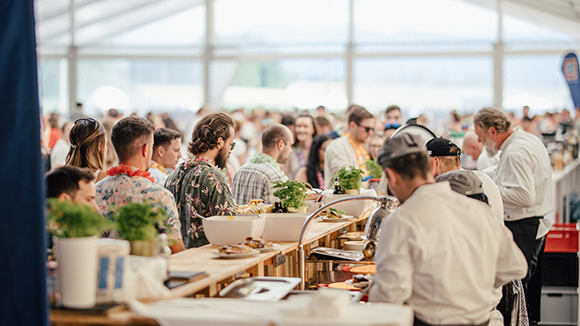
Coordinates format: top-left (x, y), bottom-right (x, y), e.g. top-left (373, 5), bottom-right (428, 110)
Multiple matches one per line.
top-left (95, 166), bottom-right (182, 241)
top-left (165, 157), bottom-right (235, 248)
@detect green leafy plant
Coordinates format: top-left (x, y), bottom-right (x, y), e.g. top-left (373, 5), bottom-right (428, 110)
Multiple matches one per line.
top-left (272, 180), bottom-right (309, 209)
top-left (334, 166), bottom-right (364, 190)
top-left (365, 158), bottom-right (383, 179)
top-left (113, 201), bottom-right (169, 242)
top-left (47, 198), bottom-right (113, 238)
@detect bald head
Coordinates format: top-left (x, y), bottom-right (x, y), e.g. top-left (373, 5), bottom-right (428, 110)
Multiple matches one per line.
top-left (462, 131), bottom-right (483, 161)
top-left (262, 124), bottom-right (292, 150)
top-left (261, 124), bottom-right (293, 164)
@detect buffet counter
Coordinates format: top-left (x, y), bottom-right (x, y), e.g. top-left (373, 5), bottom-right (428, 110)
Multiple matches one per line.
top-left (50, 213), bottom-right (371, 325)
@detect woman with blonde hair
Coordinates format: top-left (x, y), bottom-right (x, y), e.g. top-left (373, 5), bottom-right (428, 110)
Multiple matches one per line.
top-left (66, 118), bottom-right (108, 182)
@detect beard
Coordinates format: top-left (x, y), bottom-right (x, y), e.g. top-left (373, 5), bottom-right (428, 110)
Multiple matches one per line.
top-left (484, 137), bottom-right (499, 157)
top-left (215, 146), bottom-right (230, 169)
top-left (277, 153), bottom-right (289, 165)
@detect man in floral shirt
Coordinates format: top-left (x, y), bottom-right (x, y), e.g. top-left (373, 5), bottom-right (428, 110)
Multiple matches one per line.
top-left (95, 117), bottom-right (185, 253)
top-left (165, 112), bottom-right (236, 248)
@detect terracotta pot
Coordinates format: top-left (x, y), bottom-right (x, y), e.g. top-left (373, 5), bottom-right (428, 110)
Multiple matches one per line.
top-left (130, 239), bottom-right (157, 257)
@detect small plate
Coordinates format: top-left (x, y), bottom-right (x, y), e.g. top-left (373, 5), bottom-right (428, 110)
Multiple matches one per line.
top-left (256, 243), bottom-right (281, 253)
top-left (345, 279), bottom-right (369, 288)
top-left (319, 215), bottom-right (355, 222)
top-left (213, 250), bottom-right (260, 259)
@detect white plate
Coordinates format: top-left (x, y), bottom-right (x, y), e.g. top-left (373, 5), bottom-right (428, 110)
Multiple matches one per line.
top-left (345, 279), bottom-right (369, 288)
top-left (319, 215), bottom-right (355, 222)
top-left (255, 243), bottom-right (281, 253)
top-left (213, 250), bottom-right (260, 259)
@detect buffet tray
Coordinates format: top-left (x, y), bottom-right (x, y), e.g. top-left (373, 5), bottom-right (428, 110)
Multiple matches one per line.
top-left (218, 277), bottom-right (301, 301)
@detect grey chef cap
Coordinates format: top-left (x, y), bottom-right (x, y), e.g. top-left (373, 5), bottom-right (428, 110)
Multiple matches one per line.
top-left (376, 133), bottom-right (427, 168)
top-left (435, 169), bottom-right (483, 196)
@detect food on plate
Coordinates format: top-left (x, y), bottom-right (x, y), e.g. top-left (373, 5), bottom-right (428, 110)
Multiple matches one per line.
top-left (243, 237), bottom-right (274, 249)
top-left (320, 208), bottom-right (346, 219)
top-left (217, 244), bottom-right (254, 255)
top-left (352, 274), bottom-right (371, 284)
top-left (235, 199), bottom-right (273, 215)
top-left (350, 265), bottom-right (376, 275)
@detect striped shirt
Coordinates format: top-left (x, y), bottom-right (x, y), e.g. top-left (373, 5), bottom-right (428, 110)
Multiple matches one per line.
top-left (231, 153), bottom-right (288, 205)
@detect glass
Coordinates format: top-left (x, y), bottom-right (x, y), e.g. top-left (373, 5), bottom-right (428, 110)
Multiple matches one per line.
top-left (38, 58), bottom-right (69, 115)
top-left (354, 56), bottom-right (492, 134)
top-left (354, 0), bottom-right (497, 44)
top-left (215, 0), bottom-right (348, 50)
top-left (503, 54), bottom-right (573, 112)
top-left (230, 142), bottom-right (236, 151)
top-left (77, 59), bottom-right (202, 121)
top-left (221, 59), bottom-right (346, 111)
top-left (356, 123), bottom-right (374, 133)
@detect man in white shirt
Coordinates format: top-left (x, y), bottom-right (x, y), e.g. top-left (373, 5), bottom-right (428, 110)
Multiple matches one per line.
top-left (463, 131), bottom-right (500, 175)
top-left (369, 133), bottom-right (527, 326)
top-left (473, 107), bottom-right (554, 325)
top-left (50, 121), bottom-right (73, 169)
top-left (324, 106), bottom-right (375, 188)
top-left (149, 128), bottom-right (182, 186)
top-left (426, 137), bottom-right (503, 222)
top-left (231, 124), bottom-right (293, 205)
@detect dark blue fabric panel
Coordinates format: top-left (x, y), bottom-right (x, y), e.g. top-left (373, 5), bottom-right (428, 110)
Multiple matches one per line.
top-left (563, 53), bottom-right (580, 109)
top-left (0, 0), bottom-right (48, 325)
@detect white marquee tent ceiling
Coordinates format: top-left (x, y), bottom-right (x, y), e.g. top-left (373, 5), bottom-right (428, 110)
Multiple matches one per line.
top-left (35, 0), bottom-right (580, 47)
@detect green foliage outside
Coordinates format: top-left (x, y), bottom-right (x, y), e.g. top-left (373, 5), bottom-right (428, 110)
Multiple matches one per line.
top-left (113, 201), bottom-right (169, 242)
top-left (47, 198), bottom-right (113, 238)
top-left (231, 62), bottom-right (290, 88)
top-left (365, 158), bottom-right (383, 179)
top-left (272, 180), bottom-right (309, 209)
top-left (334, 166), bottom-right (364, 190)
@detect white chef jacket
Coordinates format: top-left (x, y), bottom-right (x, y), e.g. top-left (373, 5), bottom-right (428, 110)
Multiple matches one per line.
top-left (477, 150), bottom-right (499, 171)
top-left (471, 169), bottom-right (504, 223)
top-left (369, 182), bottom-right (527, 325)
top-left (324, 136), bottom-right (358, 189)
top-left (494, 129), bottom-right (554, 227)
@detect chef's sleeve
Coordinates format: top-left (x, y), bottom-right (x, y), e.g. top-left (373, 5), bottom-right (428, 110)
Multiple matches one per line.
top-left (369, 215), bottom-right (414, 304)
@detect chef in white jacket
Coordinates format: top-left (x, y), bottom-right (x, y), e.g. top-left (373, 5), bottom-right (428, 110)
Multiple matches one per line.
top-left (369, 133), bottom-right (527, 326)
top-left (473, 107), bottom-right (554, 325)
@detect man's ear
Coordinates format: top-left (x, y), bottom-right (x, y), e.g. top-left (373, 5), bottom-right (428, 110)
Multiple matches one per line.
top-left (384, 167), bottom-right (398, 186)
top-left (156, 145), bottom-right (165, 158)
top-left (278, 139), bottom-right (285, 151)
top-left (142, 143), bottom-right (149, 158)
top-left (58, 193), bottom-right (72, 201)
top-left (487, 126), bottom-right (498, 140)
top-left (216, 137), bottom-right (224, 150)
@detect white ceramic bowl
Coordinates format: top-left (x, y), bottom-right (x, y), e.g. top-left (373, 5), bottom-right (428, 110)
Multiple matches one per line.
top-left (343, 240), bottom-right (365, 251)
top-left (322, 194), bottom-right (367, 217)
top-left (202, 215), bottom-right (265, 246)
top-left (260, 213), bottom-right (310, 241)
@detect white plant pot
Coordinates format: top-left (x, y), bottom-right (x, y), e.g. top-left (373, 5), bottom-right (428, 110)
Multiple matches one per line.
top-left (56, 236), bottom-right (98, 309)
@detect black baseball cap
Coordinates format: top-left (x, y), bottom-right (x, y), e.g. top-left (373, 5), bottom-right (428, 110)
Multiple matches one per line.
top-left (425, 137), bottom-right (461, 157)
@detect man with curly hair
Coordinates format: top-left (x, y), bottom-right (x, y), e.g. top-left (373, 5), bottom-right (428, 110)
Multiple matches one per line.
top-left (165, 112), bottom-right (237, 248)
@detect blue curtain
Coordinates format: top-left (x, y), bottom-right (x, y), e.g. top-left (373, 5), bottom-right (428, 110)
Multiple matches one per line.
top-left (0, 0), bottom-right (48, 325)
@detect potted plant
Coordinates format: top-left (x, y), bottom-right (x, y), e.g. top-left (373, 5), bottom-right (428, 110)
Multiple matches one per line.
top-left (113, 201), bottom-right (169, 257)
top-left (365, 158), bottom-right (383, 191)
top-left (47, 198), bottom-right (113, 309)
top-left (272, 180), bottom-right (310, 213)
top-left (334, 166), bottom-right (364, 195)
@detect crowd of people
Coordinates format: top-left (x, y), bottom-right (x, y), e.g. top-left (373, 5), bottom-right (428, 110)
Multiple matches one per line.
top-left (42, 102), bottom-right (580, 326)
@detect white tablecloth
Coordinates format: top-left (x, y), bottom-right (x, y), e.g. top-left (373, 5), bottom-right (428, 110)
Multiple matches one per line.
top-left (129, 297), bottom-right (413, 326)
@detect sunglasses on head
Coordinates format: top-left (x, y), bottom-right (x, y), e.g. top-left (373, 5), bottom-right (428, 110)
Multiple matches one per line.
top-left (74, 117), bottom-right (97, 125)
top-left (384, 122), bottom-right (401, 130)
top-left (356, 123), bottom-right (374, 133)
